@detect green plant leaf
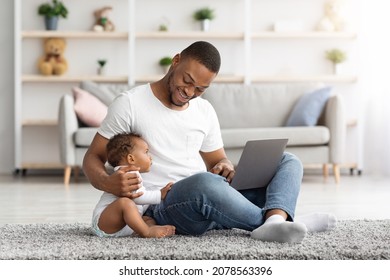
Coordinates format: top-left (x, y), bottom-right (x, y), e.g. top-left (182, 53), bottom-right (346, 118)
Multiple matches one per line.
top-left (193, 7), bottom-right (215, 21)
top-left (326, 49), bottom-right (347, 64)
top-left (38, 0), bottom-right (68, 19)
top-left (159, 57), bottom-right (172, 66)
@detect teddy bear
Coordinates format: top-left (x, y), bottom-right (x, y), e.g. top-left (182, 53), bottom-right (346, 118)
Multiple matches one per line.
top-left (37, 38), bottom-right (68, 76)
top-left (316, 0), bottom-right (346, 32)
top-left (92, 6), bottom-right (115, 32)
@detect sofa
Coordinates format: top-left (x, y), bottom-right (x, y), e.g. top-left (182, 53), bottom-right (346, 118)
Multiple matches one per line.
top-left (58, 82), bottom-right (345, 185)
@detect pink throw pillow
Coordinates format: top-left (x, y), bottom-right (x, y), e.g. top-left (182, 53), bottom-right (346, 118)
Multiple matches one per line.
top-left (73, 87), bottom-right (107, 127)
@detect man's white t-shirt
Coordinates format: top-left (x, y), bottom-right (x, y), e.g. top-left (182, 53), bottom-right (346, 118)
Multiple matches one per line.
top-left (98, 84), bottom-right (224, 188)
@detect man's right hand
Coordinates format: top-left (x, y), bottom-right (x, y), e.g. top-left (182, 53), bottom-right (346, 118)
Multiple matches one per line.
top-left (104, 165), bottom-right (143, 198)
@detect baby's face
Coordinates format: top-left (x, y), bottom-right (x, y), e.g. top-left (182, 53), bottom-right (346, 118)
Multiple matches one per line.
top-left (131, 138), bottom-right (152, 172)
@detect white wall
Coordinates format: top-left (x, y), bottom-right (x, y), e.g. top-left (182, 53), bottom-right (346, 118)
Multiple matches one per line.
top-left (0, 0), bottom-right (14, 174)
top-left (0, 0), bottom-right (370, 174)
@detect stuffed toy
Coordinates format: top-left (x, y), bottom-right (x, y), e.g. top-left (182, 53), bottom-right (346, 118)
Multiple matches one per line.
top-left (92, 6), bottom-right (115, 32)
top-left (37, 38), bottom-right (68, 76)
top-left (316, 0), bottom-right (346, 32)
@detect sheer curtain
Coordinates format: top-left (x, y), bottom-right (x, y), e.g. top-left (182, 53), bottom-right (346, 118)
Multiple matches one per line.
top-left (359, 1), bottom-right (390, 175)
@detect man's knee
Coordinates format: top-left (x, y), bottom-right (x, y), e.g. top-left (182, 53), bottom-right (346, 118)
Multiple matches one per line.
top-left (174, 172), bottom-right (228, 194)
top-left (282, 152), bottom-right (303, 175)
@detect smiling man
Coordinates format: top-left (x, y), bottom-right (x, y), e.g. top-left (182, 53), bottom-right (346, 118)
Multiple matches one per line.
top-left (83, 41), bottom-right (334, 243)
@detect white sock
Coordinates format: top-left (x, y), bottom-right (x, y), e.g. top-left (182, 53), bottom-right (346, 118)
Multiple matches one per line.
top-left (295, 213), bottom-right (337, 232)
top-left (251, 214), bottom-right (307, 243)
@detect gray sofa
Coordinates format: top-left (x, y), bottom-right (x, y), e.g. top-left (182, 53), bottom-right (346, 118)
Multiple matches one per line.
top-left (59, 82), bottom-right (345, 185)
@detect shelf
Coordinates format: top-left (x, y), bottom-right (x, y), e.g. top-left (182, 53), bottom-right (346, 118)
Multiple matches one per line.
top-left (136, 75), bottom-right (245, 83)
top-left (136, 31), bottom-right (244, 40)
top-left (22, 30), bottom-right (245, 40)
top-left (21, 31), bottom-right (128, 39)
top-left (14, 0), bottom-right (360, 174)
top-left (21, 74), bottom-right (355, 84)
top-left (251, 75), bottom-right (357, 83)
top-left (22, 120), bottom-right (58, 126)
top-left (20, 162), bottom-right (64, 169)
top-left (22, 75), bottom-right (128, 83)
top-left (252, 31), bottom-right (357, 39)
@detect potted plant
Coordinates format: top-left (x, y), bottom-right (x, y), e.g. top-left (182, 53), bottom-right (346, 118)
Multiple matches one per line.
top-left (158, 17), bottom-right (170, 32)
top-left (97, 59), bottom-right (107, 75)
top-left (38, 0), bottom-right (68, 30)
top-left (159, 56), bottom-right (172, 74)
top-left (193, 7), bottom-right (215, 31)
top-left (325, 49), bottom-right (347, 75)
top-left (158, 24), bottom-right (168, 32)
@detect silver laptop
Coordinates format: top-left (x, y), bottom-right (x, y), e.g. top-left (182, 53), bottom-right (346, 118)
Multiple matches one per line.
top-left (230, 139), bottom-right (288, 190)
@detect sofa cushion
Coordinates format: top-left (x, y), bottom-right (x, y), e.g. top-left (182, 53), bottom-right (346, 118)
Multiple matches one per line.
top-left (202, 83), bottom-right (324, 129)
top-left (74, 127), bottom-right (99, 147)
top-left (286, 86), bottom-right (332, 126)
top-left (80, 81), bottom-right (118, 106)
top-left (221, 126), bottom-right (330, 148)
top-left (80, 81), bottom-right (133, 106)
top-left (73, 87), bottom-right (108, 127)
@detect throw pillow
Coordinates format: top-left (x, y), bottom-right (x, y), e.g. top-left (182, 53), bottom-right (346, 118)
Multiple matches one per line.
top-left (73, 87), bottom-right (107, 127)
top-left (80, 80), bottom-right (116, 106)
top-left (286, 86), bottom-right (332, 126)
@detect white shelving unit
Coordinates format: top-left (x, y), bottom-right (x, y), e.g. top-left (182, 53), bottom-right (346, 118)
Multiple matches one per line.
top-left (14, 0), bottom-right (131, 173)
top-left (14, 0), bottom-right (359, 174)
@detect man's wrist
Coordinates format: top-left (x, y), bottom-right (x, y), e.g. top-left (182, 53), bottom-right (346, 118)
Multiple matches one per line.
top-left (93, 171), bottom-right (110, 192)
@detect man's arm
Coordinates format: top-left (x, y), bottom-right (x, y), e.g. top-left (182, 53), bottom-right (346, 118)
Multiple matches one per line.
top-left (200, 148), bottom-right (235, 182)
top-left (82, 133), bottom-right (142, 198)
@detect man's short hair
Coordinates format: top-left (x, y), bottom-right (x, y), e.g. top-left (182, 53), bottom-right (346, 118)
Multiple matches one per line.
top-left (180, 41), bottom-right (221, 74)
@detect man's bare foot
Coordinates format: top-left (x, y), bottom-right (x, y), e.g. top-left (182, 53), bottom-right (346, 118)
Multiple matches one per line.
top-left (141, 225), bottom-right (176, 238)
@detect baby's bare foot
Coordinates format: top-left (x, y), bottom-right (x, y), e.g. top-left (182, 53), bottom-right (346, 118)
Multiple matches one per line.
top-left (144, 225), bottom-right (176, 238)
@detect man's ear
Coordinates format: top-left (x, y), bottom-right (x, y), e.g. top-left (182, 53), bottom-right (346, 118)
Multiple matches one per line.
top-left (126, 154), bottom-right (135, 164)
top-left (172, 53), bottom-right (180, 66)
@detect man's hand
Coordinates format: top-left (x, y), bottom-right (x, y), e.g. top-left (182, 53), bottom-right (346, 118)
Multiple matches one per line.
top-left (209, 159), bottom-right (235, 182)
top-left (160, 182), bottom-right (174, 200)
top-left (104, 166), bottom-right (143, 198)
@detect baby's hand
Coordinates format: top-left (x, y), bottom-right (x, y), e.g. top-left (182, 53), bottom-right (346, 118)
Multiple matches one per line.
top-left (160, 182), bottom-right (174, 200)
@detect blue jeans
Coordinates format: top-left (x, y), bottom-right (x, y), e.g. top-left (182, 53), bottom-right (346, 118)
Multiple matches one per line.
top-left (144, 152), bottom-right (303, 235)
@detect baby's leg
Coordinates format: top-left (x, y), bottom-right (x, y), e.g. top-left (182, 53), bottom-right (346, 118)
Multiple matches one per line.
top-left (98, 198), bottom-right (175, 238)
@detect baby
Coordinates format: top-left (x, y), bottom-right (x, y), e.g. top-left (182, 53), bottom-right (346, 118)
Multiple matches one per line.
top-left (92, 132), bottom-right (175, 238)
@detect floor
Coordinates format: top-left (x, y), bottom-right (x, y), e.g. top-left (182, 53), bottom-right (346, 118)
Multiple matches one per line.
top-left (0, 172), bottom-right (389, 225)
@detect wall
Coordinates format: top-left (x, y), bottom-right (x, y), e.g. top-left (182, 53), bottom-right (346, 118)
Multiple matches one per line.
top-left (1, 0), bottom-right (364, 174)
top-left (0, 0), bottom-right (14, 174)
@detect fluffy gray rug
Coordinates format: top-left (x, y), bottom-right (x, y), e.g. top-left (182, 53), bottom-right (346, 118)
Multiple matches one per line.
top-left (0, 220), bottom-right (389, 260)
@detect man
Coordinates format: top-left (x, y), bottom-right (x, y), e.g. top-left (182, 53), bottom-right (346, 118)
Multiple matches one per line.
top-left (83, 41), bottom-right (335, 243)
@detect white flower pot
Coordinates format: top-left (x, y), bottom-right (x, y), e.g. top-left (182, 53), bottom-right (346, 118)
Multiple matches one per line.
top-left (97, 67), bottom-right (106, 75)
top-left (333, 63), bottom-right (343, 75)
top-left (161, 65), bottom-right (170, 74)
top-left (201, 19), bottom-right (210, 32)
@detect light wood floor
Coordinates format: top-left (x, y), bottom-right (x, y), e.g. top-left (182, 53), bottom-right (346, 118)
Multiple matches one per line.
top-left (0, 173), bottom-right (389, 225)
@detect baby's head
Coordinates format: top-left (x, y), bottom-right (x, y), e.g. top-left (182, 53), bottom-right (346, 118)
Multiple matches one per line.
top-left (106, 132), bottom-right (152, 172)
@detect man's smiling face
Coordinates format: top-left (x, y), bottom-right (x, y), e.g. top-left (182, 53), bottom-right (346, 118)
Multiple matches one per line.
top-left (167, 55), bottom-right (217, 108)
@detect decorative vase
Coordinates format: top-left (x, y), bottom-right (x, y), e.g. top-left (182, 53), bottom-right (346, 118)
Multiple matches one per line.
top-left (45, 16), bottom-right (58, 30)
top-left (200, 19), bottom-right (210, 32)
top-left (333, 63), bottom-right (342, 75)
top-left (161, 65), bottom-right (170, 74)
top-left (97, 66), bottom-right (106, 75)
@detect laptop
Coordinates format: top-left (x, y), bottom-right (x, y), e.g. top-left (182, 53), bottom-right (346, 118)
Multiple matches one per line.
top-left (230, 138), bottom-right (288, 190)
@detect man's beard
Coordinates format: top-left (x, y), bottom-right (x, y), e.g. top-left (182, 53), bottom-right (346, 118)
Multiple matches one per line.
top-left (167, 71), bottom-right (189, 107)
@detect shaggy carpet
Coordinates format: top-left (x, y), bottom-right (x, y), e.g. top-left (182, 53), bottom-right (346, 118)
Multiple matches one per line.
top-left (0, 220), bottom-right (389, 260)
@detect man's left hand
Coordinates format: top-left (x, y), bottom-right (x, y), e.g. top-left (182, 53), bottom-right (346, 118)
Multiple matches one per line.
top-left (209, 159), bottom-right (235, 182)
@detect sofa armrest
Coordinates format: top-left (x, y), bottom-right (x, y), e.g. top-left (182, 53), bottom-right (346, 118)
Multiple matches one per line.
top-left (323, 95), bottom-right (346, 164)
top-left (58, 94), bottom-right (79, 166)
